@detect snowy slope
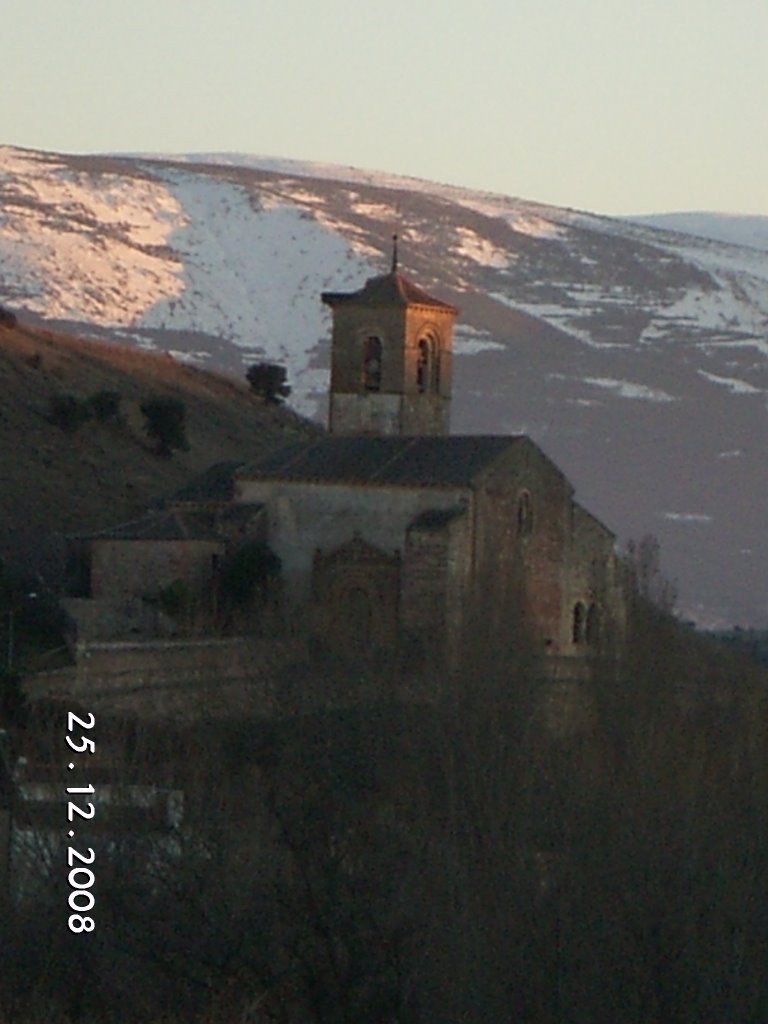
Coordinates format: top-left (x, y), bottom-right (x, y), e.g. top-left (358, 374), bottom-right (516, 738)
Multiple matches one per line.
top-left (1, 145), bottom-right (767, 628)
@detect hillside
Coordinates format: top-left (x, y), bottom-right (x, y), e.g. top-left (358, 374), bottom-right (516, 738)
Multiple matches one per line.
top-left (1, 146), bottom-right (767, 625)
top-left (0, 316), bottom-right (317, 583)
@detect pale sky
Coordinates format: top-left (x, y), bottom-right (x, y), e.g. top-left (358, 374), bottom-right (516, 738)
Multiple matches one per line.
top-left (2, 0), bottom-right (767, 216)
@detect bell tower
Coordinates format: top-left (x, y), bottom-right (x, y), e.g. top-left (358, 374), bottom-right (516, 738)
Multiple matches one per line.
top-left (322, 239), bottom-right (458, 436)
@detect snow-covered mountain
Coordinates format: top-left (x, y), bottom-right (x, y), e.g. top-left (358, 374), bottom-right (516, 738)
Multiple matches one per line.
top-left (1, 145), bottom-right (767, 628)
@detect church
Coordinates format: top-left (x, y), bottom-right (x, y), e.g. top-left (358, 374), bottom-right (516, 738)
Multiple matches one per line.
top-left (67, 248), bottom-right (626, 675)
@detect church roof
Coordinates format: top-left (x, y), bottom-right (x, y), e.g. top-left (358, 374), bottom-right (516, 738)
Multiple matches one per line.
top-left (322, 271), bottom-right (458, 313)
top-left (239, 435), bottom-right (527, 488)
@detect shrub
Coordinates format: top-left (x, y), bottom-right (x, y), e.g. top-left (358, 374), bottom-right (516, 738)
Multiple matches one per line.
top-left (48, 393), bottom-right (91, 433)
top-left (0, 305), bottom-right (17, 328)
top-left (0, 667), bottom-right (27, 725)
top-left (86, 389), bottom-right (122, 423)
top-left (156, 579), bottom-right (194, 618)
top-left (245, 362), bottom-right (291, 404)
top-left (140, 396), bottom-right (189, 457)
top-left (219, 541), bottom-right (281, 607)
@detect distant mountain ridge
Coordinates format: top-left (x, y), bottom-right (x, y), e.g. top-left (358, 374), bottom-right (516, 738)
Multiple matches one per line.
top-left (1, 145), bottom-right (767, 627)
top-left (629, 212), bottom-right (768, 253)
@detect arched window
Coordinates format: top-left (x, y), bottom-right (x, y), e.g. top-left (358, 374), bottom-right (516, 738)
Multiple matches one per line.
top-left (572, 602), bottom-right (586, 645)
top-left (517, 490), bottom-right (533, 536)
top-left (416, 334), bottom-right (440, 393)
top-left (416, 339), bottom-right (430, 393)
top-left (586, 603), bottom-right (600, 647)
top-left (363, 336), bottom-right (382, 392)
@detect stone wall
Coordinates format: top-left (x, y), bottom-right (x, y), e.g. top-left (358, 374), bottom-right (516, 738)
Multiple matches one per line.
top-left (401, 508), bottom-right (472, 666)
top-left (472, 441), bottom-right (574, 655)
top-left (237, 477), bottom-right (470, 602)
top-left (564, 504), bottom-right (626, 652)
top-left (26, 636), bottom-right (294, 719)
top-left (91, 538), bottom-right (224, 601)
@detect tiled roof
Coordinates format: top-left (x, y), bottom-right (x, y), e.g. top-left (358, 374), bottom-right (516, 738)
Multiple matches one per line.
top-left (167, 461), bottom-right (244, 504)
top-left (84, 509), bottom-right (224, 543)
top-left (409, 507), bottom-right (467, 531)
top-left (239, 435), bottom-right (526, 488)
top-left (218, 504), bottom-right (264, 527)
top-left (322, 271), bottom-right (458, 313)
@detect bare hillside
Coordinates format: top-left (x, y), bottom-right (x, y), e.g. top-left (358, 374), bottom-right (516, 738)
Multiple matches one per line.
top-left (0, 316), bottom-right (318, 583)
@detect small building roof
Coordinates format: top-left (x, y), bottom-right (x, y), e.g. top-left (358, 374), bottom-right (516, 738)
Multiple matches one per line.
top-left (239, 435), bottom-right (528, 488)
top-left (322, 270), bottom-right (458, 313)
top-left (166, 460), bottom-right (245, 504)
top-left (81, 509), bottom-right (225, 543)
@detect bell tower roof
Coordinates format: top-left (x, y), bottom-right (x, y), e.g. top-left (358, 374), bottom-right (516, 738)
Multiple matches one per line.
top-left (322, 271), bottom-right (458, 312)
top-left (322, 238), bottom-right (458, 313)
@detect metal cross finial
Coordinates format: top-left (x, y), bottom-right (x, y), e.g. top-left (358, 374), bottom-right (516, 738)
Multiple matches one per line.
top-left (391, 233), bottom-right (399, 273)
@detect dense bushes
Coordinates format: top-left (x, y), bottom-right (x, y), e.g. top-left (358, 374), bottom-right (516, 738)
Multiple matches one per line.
top-left (140, 396), bottom-right (189, 457)
top-left (3, 609), bottom-right (768, 1022)
top-left (47, 390), bottom-right (123, 433)
top-left (0, 304), bottom-right (17, 328)
top-left (245, 362), bottom-right (291, 404)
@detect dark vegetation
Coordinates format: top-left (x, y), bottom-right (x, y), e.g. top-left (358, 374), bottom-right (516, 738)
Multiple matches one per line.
top-left (246, 362), bottom-right (292, 404)
top-left (708, 627), bottom-right (768, 666)
top-left (47, 390), bottom-right (124, 433)
top-left (3, 590), bottom-right (768, 1024)
top-left (0, 304), bottom-right (18, 328)
top-left (140, 395), bottom-right (190, 457)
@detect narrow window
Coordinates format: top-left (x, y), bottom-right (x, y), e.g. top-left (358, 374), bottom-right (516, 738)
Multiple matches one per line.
top-left (517, 490), bottom-right (533, 536)
top-left (416, 339), bottom-right (430, 393)
top-left (572, 602), bottom-right (586, 645)
top-left (363, 336), bottom-right (382, 391)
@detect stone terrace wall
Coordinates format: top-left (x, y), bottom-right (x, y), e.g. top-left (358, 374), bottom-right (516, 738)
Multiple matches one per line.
top-left (26, 636), bottom-right (297, 720)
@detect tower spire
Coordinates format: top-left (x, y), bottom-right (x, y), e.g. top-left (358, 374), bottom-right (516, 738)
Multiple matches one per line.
top-left (391, 233), bottom-right (399, 273)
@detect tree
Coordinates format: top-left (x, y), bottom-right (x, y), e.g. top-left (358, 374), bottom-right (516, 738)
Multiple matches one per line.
top-left (0, 305), bottom-right (17, 328)
top-left (219, 542), bottom-right (281, 609)
top-left (140, 396), bottom-right (189, 457)
top-left (624, 533), bottom-right (677, 613)
top-left (246, 363), bottom-right (291, 404)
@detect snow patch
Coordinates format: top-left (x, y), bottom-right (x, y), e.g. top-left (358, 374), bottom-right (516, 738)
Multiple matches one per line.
top-left (583, 377), bottom-right (676, 402)
top-left (453, 325), bottom-right (505, 355)
top-left (453, 227), bottom-right (510, 269)
top-left (698, 370), bottom-right (762, 394)
top-left (663, 512), bottom-right (713, 523)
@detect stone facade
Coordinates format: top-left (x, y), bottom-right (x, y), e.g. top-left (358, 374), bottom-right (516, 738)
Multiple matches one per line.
top-left (236, 434), bottom-right (624, 668)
